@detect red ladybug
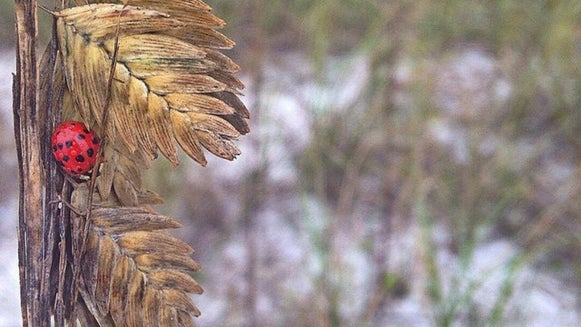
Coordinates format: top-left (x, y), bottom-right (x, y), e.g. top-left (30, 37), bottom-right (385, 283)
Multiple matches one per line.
top-left (51, 120), bottom-right (101, 177)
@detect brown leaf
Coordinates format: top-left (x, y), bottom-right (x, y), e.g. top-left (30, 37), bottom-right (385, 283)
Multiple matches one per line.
top-left (148, 270), bottom-right (204, 294)
top-left (120, 0), bottom-right (221, 28)
top-left (146, 74), bottom-right (227, 95)
top-left (58, 4), bottom-right (184, 41)
top-left (163, 289), bottom-right (201, 316)
top-left (161, 306), bottom-right (179, 327)
top-left (127, 77), bottom-right (158, 159)
top-left (57, 2), bottom-right (249, 176)
top-left (51, 2), bottom-right (249, 324)
top-left (106, 34), bottom-right (207, 62)
top-left (82, 206), bottom-right (202, 325)
top-left (117, 231), bottom-right (194, 255)
top-left (177, 310), bottom-right (198, 326)
top-left (134, 253), bottom-right (202, 273)
top-left (91, 207), bottom-right (182, 233)
top-left (171, 110), bottom-right (207, 165)
top-left (196, 129), bottom-right (241, 160)
top-left (168, 26), bottom-right (235, 49)
top-left (165, 93), bottom-right (236, 116)
top-left (143, 287), bottom-right (162, 325)
top-left (190, 112), bottom-right (241, 138)
top-left (95, 236), bottom-right (118, 316)
top-left (83, 231), bottom-right (101, 302)
top-left (125, 268), bottom-right (145, 326)
top-left (112, 172), bottom-right (139, 207)
top-left (108, 255), bottom-right (132, 326)
top-left (148, 92), bottom-right (179, 165)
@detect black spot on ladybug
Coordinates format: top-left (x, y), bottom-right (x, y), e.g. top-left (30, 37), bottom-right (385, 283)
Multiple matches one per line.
top-left (75, 155), bottom-right (85, 163)
top-left (87, 148), bottom-right (94, 157)
top-left (77, 134), bottom-right (86, 140)
top-left (65, 140), bottom-right (73, 148)
top-left (63, 155), bottom-right (70, 162)
top-left (92, 137), bottom-right (99, 145)
top-left (52, 145), bottom-right (57, 152)
top-left (58, 143), bottom-right (63, 150)
top-left (77, 167), bottom-right (83, 172)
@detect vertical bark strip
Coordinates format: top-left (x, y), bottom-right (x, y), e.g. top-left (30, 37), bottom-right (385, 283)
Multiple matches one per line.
top-left (13, 0), bottom-right (50, 326)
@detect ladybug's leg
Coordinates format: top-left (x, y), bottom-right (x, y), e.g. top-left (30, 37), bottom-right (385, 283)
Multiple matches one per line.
top-left (81, 165), bottom-right (102, 180)
top-left (49, 174), bottom-right (91, 216)
top-left (76, 174), bottom-right (92, 182)
top-left (49, 194), bottom-right (87, 216)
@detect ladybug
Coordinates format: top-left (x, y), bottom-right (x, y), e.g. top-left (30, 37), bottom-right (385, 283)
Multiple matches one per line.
top-left (51, 120), bottom-right (101, 177)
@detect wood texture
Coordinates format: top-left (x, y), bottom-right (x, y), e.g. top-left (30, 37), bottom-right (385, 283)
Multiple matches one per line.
top-left (14, 0), bottom-right (50, 326)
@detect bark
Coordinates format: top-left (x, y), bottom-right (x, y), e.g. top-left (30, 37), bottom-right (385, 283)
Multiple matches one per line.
top-left (13, 0), bottom-right (51, 326)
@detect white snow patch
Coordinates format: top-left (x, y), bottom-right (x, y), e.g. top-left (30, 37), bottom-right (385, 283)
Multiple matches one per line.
top-left (432, 48), bottom-right (511, 117)
top-left (0, 201), bottom-right (21, 327)
top-left (428, 119), bottom-right (470, 163)
top-left (0, 50), bottom-right (20, 327)
top-left (0, 50), bottom-right (15, 120)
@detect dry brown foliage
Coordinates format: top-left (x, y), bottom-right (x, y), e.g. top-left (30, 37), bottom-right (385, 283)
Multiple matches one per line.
top-left (80, 206), bottom-right (203, 326)
top-left (36, 0), bottom-right (248, 325)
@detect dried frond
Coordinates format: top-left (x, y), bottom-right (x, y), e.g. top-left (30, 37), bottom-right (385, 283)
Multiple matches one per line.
top-left (43, 1), bottom-right (249, 325)
top-left (95, 148), bottom-right (160, 206)
top-left (56, 2), bottom-right (249, 168)
top-left (79, 207), bottom-right (203, 325)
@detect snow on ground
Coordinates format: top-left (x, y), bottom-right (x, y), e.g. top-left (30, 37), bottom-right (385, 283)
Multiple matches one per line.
top-left (0, 200), bottom-right (20, 327)
top-left (0, 49), bottom-right (21, 327)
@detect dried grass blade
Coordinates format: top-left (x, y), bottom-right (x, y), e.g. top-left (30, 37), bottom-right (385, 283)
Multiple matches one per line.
top-left (165, 93), bottom-right (236, 116)
top-left (95, 236), bottom-right (118, 316)
top-left (134, 253), bottom-right (202, 273)
top-left (147, 74), bottom-right (227, 95)
top-left (148, 93), bottom-right (179, 165)
top-left (117, 231), bottom-right (194, 255)
top-left (170, 110), bottom-right (207, 165)
top-left (108, 255), bottom-right (132, 326)
top-left (163, 289), bottom-right (201, 316)
top-left (148, 270), bottom-right (204, 294)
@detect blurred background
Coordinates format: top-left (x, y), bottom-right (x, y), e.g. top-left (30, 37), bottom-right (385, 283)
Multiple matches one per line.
top-left (1, 0), bottom-right (580, 326)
